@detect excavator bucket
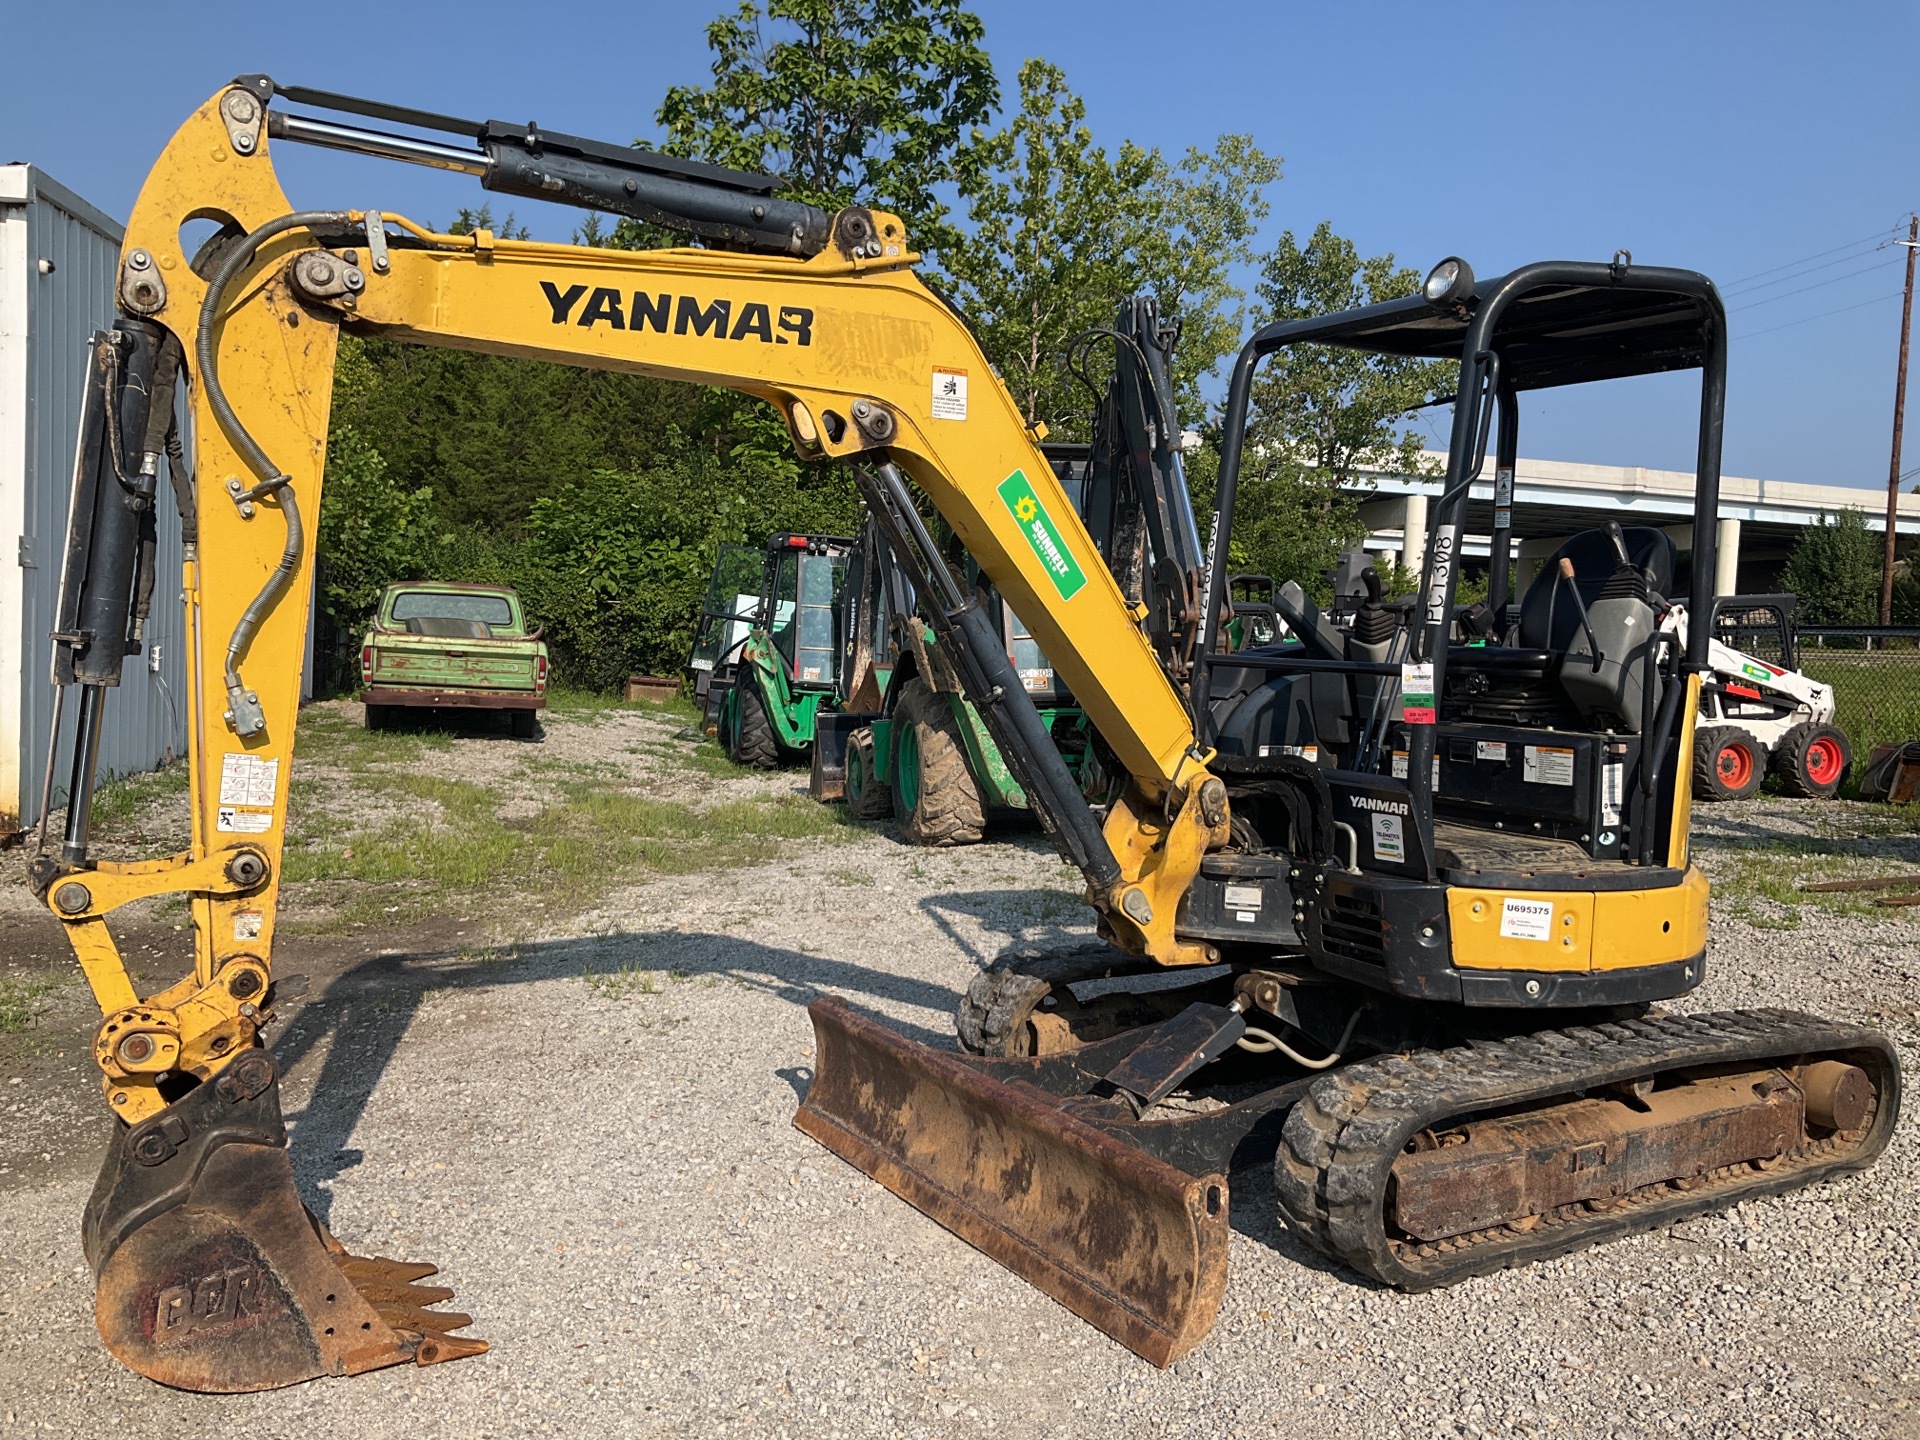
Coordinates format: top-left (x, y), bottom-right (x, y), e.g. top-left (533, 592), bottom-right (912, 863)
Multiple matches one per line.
top-left (794, 996), bottom-right (1228, 1367)
top-left (82, 1048), bottom-right (485, 1392)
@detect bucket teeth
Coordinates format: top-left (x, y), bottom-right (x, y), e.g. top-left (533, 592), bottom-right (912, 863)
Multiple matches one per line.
top-left (331, 1248), bottom-right (483, 1351)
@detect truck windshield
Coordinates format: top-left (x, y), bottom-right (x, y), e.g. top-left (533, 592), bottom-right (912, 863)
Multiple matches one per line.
top-left (391, 592), bottom-right (515, 628)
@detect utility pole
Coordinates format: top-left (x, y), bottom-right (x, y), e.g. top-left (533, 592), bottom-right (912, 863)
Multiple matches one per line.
top-left (1880, 213), bottom-right (1919, 624)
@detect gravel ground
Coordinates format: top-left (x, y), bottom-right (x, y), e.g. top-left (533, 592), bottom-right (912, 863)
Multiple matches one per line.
top-left (1, 713), bottom-right (1916, 1439)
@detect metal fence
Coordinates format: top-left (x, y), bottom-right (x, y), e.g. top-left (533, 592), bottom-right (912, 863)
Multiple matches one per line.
top-left (1798, 626), bottom-right (1920, 757)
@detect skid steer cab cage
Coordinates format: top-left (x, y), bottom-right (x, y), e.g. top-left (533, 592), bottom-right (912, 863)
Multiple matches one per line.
top-left (1195, 260), bottom-right (1729, 869)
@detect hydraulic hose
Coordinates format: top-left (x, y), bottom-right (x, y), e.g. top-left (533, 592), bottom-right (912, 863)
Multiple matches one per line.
top-left (195, 209), bottom-right (350, 734)
top-left (1236, 1009), bottom-right (1363, 1069)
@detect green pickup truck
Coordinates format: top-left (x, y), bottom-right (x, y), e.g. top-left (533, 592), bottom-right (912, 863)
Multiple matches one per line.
top-left (359, 583), bottom-right (548, 736)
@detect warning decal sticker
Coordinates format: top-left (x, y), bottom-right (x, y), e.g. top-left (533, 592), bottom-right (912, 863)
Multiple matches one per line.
top-left (931, 366), bottom-right (969, 420)
top-left (1523, 745), bottom-right (1575, 786)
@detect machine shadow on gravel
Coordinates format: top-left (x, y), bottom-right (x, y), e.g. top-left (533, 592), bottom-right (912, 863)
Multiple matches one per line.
top-left (269, 929), bottom-right (964, 1222)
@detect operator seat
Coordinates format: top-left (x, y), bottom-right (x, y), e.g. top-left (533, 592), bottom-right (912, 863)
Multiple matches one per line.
top-left (1513, 526), bottom-right (1675, 650)
top-left (1445, 526), bottom-right (1675, 710)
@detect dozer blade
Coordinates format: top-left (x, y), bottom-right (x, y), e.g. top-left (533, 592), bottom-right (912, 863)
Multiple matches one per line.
top-left (82, 1048), bottom-right (485, 1392)
top-left (794, 996), bottom-right (1228, 1367)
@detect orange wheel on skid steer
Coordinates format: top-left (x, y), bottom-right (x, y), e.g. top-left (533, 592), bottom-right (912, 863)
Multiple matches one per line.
top-left (1775, 721), bottom-right (1852, 799)
top-left (1694, 725), bottom-right (1764, 801)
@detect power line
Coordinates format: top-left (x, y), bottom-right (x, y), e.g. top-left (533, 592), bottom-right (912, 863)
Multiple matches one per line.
top-left (1722, 227), bottom-right (1900, 290)
top-left (1728, 256), bottom-right (1903, 312)
top-left (1733, 287), bottom-right (1906, 341)
top-left (1724, 238), bottom-right (1898, 297)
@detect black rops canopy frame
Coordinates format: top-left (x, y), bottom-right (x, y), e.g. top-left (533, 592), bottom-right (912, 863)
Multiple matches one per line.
top-left (1192, 259), bottom-right (1729, 835)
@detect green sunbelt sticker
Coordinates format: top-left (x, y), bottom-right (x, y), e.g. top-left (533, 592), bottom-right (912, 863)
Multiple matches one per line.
top-left (998, 470), bottom-right (1087, 600)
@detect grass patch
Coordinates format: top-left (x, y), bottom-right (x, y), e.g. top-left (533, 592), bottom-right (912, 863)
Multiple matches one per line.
top-left (296, 703), bottom-right (451, 771)
top-left (283, 774), bottom-right (861, 929)
top-left (1800, 652), bottom-right (1920, 760)
top-left (1706, 840), bottom-right (1920, 929)
top-left (582, 961), bottom-right (663, 999)
top-left (90, 761), bottom-right (190, 833)
top-left (0, 978), bottom-right (58, 1033)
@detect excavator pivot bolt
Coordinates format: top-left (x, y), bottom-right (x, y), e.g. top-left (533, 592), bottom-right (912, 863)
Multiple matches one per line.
top-left (226, 850), bottom-right (269, 888)
top-left (117, 1033), bottom-right (156, 1065)
top-left (118, 249), bottom-right (166, 316)
top-left (227, 969), bottom-right (263, 1000)
top-left (54, 882), bottom-right (92, 915)
top-left (1199, 778), bottom-right (1228, 828)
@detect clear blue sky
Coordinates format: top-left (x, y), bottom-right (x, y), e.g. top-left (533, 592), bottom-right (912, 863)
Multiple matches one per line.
top-left (5, 1), bottom-right (1914, 487)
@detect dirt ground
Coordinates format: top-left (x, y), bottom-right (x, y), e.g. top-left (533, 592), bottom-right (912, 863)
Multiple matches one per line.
top-left (1, 701), bottom-right (1916, 1439)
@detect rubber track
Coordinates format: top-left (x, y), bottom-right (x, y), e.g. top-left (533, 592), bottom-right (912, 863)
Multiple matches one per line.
top-left (1274, 1008), bottom-right (1901, 1290)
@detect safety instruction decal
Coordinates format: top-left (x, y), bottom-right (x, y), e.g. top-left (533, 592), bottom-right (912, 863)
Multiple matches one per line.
top-left (218, 753), bottom-right (278, 832)
top-left (997, 470), bottom-right (1088, 601)
top-left (1371, 811), bottom-right (1406, 863)
top-left (1523, 745), bottom-right (1575, 786)
top-left (1499, 898), bottom-right (1555, 941)
top-left (219, 753), bottom-right (279, 807)
top-left (1401, 662), bottom-right (1436, 725)
top-left (931, 366), bottom-right (969, 420)
top-left (1476, 740), bottom-right (1508, 762)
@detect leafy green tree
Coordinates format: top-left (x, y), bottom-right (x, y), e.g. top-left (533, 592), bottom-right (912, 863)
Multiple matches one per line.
top-left (1204, 223), bottom-right (1455, 595)
top-left (657, 0), bottom-right (997, 251)
top-left (942, 59), bottom-right (1279, 436)
top-left (1783, 508), bottom-right (1883, 625)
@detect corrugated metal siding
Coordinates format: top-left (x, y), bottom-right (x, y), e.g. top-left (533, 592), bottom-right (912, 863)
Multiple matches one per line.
top-left (2, 168), bottom-right (187, 831)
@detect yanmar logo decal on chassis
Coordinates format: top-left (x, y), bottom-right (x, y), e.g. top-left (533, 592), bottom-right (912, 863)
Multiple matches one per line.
top-left (542, 282), bottom-right (813, 345)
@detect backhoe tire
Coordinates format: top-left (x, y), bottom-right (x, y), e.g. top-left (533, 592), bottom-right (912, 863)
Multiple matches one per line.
top-left (891, 681), bottom-right (986, 846)
top-left (1694, 724), bottom-right (1765, 801)
top-left (845, 727), bottom-right (893, 820)
top-left (1774, 721), bottom-right (1851, 799)
top-left (728, 676), bottom-right (780, 769)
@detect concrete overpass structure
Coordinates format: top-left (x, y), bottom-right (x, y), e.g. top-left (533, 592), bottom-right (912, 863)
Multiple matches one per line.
top-left (1355, 456), bottom-right (1920, 597)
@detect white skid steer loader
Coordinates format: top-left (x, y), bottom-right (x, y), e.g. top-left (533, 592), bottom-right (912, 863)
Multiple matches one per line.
top-left (1671, 596), bottom-right (1850, 801)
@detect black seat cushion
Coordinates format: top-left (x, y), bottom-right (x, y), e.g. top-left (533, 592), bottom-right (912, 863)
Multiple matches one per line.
top-left (1515, 527), bottom-right (1674, 651)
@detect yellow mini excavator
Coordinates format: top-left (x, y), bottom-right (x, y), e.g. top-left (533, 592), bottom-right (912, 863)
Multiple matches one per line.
top-left (32, 77), bottom-right (1898, 1391)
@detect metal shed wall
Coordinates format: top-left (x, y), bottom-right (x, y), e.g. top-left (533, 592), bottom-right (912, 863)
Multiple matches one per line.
top-left (0, 165), bottom-right (188, 835)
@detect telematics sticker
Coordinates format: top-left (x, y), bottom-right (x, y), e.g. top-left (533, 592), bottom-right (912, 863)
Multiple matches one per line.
top-left (997, 470), bottom-right (1087, 600)
top-left (931, 366), bottom-right (969, 420)
top-left (1371, 811), bottom-right (1406, 862)
top-left (1499, 898), bottom-right (1555, 941)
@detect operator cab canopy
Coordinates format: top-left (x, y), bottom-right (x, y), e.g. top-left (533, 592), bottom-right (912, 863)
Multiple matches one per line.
top-left (1249, 265), bottom-right (1716, 392)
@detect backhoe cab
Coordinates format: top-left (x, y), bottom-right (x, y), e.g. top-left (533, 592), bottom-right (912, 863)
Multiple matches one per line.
top-left (689, 532), bottom-right (852, 769)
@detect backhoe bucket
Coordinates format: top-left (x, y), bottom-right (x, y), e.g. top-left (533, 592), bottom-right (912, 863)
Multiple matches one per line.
top-left (82, 1048), bottom-right (485, 1392)
top-left (794, 996), bottom-right (1228, 1367)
